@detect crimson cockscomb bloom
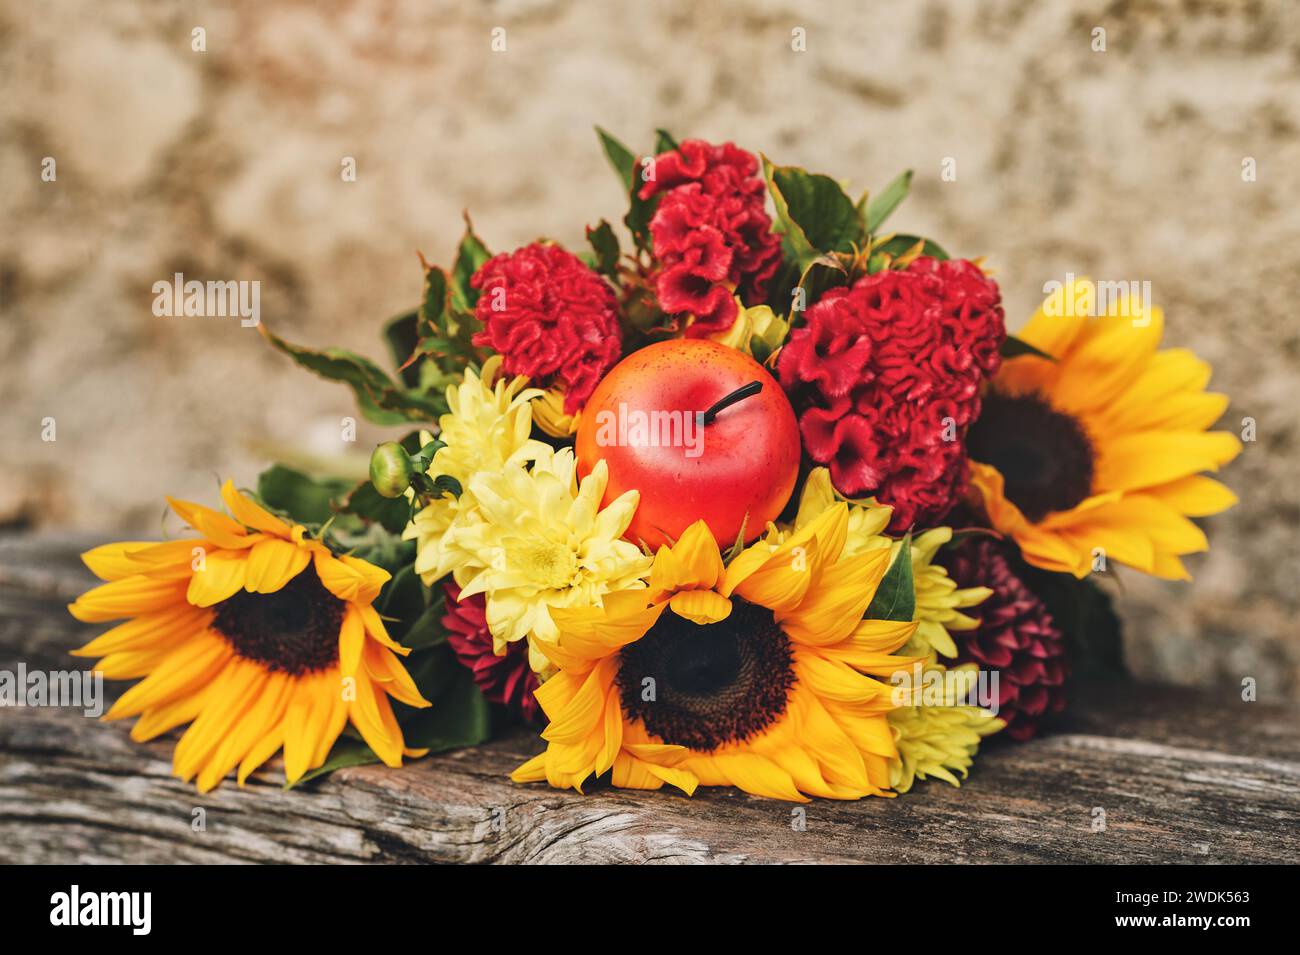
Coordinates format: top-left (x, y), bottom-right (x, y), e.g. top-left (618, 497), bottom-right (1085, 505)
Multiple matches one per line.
top-left (777, 257), bottom-right (1005, 531)
top-left (639, 140), bottom-right (781, 337)
top-left (471, 243), bottom-right (622, 415)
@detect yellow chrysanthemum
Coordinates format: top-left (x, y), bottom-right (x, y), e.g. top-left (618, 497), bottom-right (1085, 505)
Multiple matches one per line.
top-left (967, 278), bottom-right (1241, 580)
top-left (887, 664), bottom-right (1003, 793)
top-left (446, 446), bottom-right (652, 673)
top-left (791, 468), bottom-right (990, 660)
top-left (68, 481), bottom-right (429, 792)
top-left (405, 355), bottom-right (549, 583)
top-left (900, 529), bottom-right (991, 659)
top-left (511, 504), bottom-right (923, 802)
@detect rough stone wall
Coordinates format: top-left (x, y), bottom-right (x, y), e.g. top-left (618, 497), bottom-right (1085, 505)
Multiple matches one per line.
top-left (1, 0), bottom-right (1297, 697)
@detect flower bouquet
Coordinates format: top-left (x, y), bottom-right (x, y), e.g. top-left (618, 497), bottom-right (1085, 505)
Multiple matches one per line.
top-left (68, 130), bottom-right (1241, 801)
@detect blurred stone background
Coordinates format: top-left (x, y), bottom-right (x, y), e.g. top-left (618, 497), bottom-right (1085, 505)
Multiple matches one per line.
top-left (1, 0), bottom-right (1296, 698)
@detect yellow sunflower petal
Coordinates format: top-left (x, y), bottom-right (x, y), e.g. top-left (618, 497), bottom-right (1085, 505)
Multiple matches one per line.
top-left (166, 497), bottom-right (257, 549)
top-left (362, 641), bottom-right (430, 709)
top-left (174, 661), bottom-right (267, 786)
top-left (72, 603), bottom-right (210, 658)
top-left (541, 658), bottom-right (616, 746)
top-left (1145, 474), bottom-right (1239, 517)
top-left (238, 719), bottom-right (286, 786)
top-left (706, 752), bottom-right (807, 802)
top-left (130, 690), bottom-right (209, 743)
top-left (1095, 430), bottom-right (1242, 492)
top-left (338, 603), bottom-right (366, 677)
top-left (81, 541), bottom-right (171, 582)
top-left (668, 588), bottom-right (733, 625)
top-left (220, 479), bottom-right (293, 538)
top-left (244, 538), bottom-right (311, 594)
top-left (186, 549), bottom-right (249, 608)
top-left (348, 672), bottom-right (405, 768)
top-left (667, 520), bottom-right (725, 592)
top-left (778, 547), bottom-right (890, 646)
top-left (68, 575), bottom-right (188, 623)
top-left (196, 672), bottom-right (293, 788)
top-left (314, 551), bottom-right (390, 605)
top-left (548, 591), bottom-right (665, 662)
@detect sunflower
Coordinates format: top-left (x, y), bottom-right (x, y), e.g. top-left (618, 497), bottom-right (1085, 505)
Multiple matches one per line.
top-left (68, 481), bottom-right (429, 792)
top-left (510, 504), bottom-right (921, 801)
top-left (966, 279), bottom-right (1241, 579)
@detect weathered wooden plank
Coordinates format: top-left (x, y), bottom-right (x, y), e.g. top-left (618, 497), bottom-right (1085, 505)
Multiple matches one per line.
top-left (1, 533), bottom-right (1298, 864)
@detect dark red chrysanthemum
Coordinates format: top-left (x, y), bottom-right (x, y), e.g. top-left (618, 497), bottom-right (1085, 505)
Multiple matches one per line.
top-left (940, 537), bottom-right (1069, 741)
top-left (442, 583), bottom-right (542, 723)
top-left (776, 257), bottom-right (1005, 530)
top-left (638, 140), bottom-right (782, 337)
top-left (471, 243), bottom-right (622, 414)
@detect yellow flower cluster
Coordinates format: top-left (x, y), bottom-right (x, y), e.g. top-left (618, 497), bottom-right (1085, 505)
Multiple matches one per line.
top-left (887, 664), bottom-right (1004, 793)
top-left (404, 357), bottom-right (650, 674)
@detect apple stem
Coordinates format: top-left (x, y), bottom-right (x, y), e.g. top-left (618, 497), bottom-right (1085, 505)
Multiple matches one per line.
top-left (702, 380), bottom-right (763, 424)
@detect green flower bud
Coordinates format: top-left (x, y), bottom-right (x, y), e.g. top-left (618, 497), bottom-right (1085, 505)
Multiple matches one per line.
top-left (369, 442), bottom-right (414, 499)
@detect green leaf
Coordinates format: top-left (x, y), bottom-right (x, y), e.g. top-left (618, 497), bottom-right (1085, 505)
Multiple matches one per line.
top-left (793, 254), bottom-right (850, 314)
top-left (866, 533), bottom-right (916, 622)
top-left (256, 465), bottom-right (352, 525)
top-left (400, 598), bottom-right (449, 651)
top-left (410, 261), bottom-right (482, 387)
top-left (1001, 335), bottom-right (1057, 361)
top-left (762, 156), bottom-right (862, 268)
top-left (290, 736), bottom-right (382, 787)
top-left (653, 127), bottom-right (679, 154)
top-left (450, 214), bottom-right (492, 313)
top-left (585, 220), bottom-right (621, 277)
top-left (431, 474), bottom-right (462, 498)
top-left (865, 169), bottom-right (913, 234)
top-left (400, 656), bottom-right (492, 751)
top-left (378, 562), bottom-right (425, 623)
top-left (595, 126), bottom-right (636, 193)
top-left (595, 127), bottom-right (660, 250)
top-left (381, 309), bottom-right (421, 387)
top-left (261, 327), bottom-right (445, 426)
top-left (867, 234), bottom-right (950, 272)
top-left (344, 480), bottom-right (412, 535)
top-left (417, 265), bottom-right (450, 339)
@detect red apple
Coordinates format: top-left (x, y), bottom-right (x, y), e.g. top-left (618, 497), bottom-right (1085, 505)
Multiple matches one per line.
top-left (575, 339), bottom-right (800, 549)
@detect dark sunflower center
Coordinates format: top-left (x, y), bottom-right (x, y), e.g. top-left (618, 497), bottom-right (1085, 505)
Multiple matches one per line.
top-left (966, 391), bottom-right (1096, 523)
top-left (616, 598), bottom-right (795, 752)
top-left (211, 567), bottom-right (344, 676)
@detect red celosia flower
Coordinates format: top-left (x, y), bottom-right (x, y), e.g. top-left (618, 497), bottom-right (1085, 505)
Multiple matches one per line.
top-left (777, 257), bottom-right (1005, 530)
top-left (442, 583), bottom-right (541, 723)
top-left (638, 140), bottom-right (782, 337)
top-left (470, 243), bottom-right (622, 414)
top-left (940, 537), bottom-right (1069, 741)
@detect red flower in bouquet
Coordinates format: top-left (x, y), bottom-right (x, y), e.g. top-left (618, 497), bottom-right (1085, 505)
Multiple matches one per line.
top-left (442, 583), bottom-right (541, 723)
top-left (639, 140), bottom-right (782, 337)
top-left (776, 257), bottom-right (1005, 530)
top-left (940, 537), bottom-right (1068, 741)
top-left (471, 243), bottom-right (622, 415)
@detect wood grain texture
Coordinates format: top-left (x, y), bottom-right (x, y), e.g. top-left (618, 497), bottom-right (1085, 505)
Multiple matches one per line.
top-left (1, 534), bottom-right (1297, 864)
